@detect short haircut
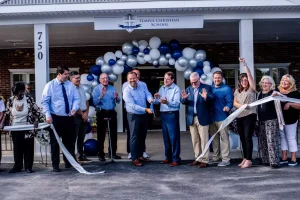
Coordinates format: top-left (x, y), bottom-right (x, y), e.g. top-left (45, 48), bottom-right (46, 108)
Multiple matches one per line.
top-left (69, 71), bottom-right (79, 77)
top-left (12, 82), bottom-right (25, 96)
top-left (132, 68), bottom-right (139, 72)
top-left (278, 74), bottom-right (297, 92)
top-left (165, 71), bottom-right (175, 80)
top-left (56, 66), bottom-right (69, 75)
top-left (259, 76), bottom-right (276, 90)
top-left (213, 71), bottom-right (223, 78)
top-left (190, 72), bottom-right (200, 80)
top-left (127, 71), bottom-right (137, 79)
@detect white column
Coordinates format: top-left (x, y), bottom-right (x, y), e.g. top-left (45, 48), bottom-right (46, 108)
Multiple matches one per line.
top-left (176, 71), bottom-right (186, 131)
top-left (239, 19), bottom-right (254, 76)
top-left (34, 24), bottom-right (50, 156)
top-left (115, 76), bottom-right (123, 132)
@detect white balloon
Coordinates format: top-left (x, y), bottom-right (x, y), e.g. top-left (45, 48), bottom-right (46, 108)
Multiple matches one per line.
top-left (138, 40), bottom-right (148, 47)
top-left (149, 49), bottom-right (160, 60)
top-left (203, 65), bottom-right (211, 74)
top-left (139, 45), bottom-right (146, 52)
top-left (137, 56), bottom-right (146, 65)
top-left (104, 52), bottom-right (116, 63)
top-left (175, 61), bottom-right (188, 71)
top-left (182, 47), bottom-right (195, 59)
top-left (204, 78), bottom-right (213, 85)
top-left (80, 74), bottom-right (92, 86)
top-left (169, 58), bottom-right (175, 65)
top-left (92, 80), bottom-right (98, 87)
top-left (211, 67), bottom-right (222, 74)
top-left (88, 106), bottom-right (96, 118)
top-left (206, 72), bottom-right (213, 80)
top-left (203, 61), bottom-right (210, 66)
top-left (149, 37), bottom-right (161, 49)
top-left (138, 52), bottom-right (144, 57)
top-left (85, 93), bottom-right (91, 101)
top-left (84, 132), bottom-right (93, 142)
top-left (115, 50), bottom-right (123, 58)
top-left (101, 64), bottom-right (112, 74)
top-left (144, 55), bottom-right (152, 62)
top-left (222, 78), bottom-right (226, 84)
top-left (112, 64), bottom-right (124, 75)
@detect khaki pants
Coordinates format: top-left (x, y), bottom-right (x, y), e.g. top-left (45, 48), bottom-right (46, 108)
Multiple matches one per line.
top-left (209, 121), bottom-right (230, 162)
top-left (189, 116), bottom-right (209, 163)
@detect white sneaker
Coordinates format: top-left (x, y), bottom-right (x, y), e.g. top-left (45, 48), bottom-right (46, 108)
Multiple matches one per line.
top-left (143, 152), bottom-right (150, 158)
top-left (128, 153), bottom-right (131, 159)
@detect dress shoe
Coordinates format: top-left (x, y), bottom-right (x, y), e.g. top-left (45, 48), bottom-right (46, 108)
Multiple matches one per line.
top-left (25, 169), bottom-right (33, 173)
top-left (65, 163), bottom-right (72, 169)
top-left (78, 156), bottom-right (92, 163)
top-left (109, 155), bottom-right (122, 159)
top-left (188, 161), bottom-right (200, 166)
top-left (132, 159), bottom-right (143, 166)
top-left (271, 164), bottom-right (280, 169)
top-left (169, 162), bottom-right (180, 167)
top-left (161, 160), bottom-right (171, 164)
top-left (8, 168), bottom-right (22, 173)
top-left (198, 162), bottom-right (208, 168)
top-left (53, 167), bottom-right (61, 172)
top-left (99, 156), bottom-right (106, 162)
top-left (139, 157), bottom-right (151, 162)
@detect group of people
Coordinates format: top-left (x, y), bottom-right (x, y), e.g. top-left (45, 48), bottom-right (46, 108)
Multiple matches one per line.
top-left (0, 57), bottom-right (299, 173)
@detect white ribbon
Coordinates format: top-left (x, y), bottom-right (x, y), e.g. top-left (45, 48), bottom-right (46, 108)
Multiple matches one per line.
top-left (4, 123), bottom-right (105, 174)
top-left (196, 96), bottom-right (300, 162)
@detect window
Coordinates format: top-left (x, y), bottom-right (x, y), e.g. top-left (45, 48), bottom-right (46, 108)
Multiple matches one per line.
top-left (222, 69), bottom-right (236, 89)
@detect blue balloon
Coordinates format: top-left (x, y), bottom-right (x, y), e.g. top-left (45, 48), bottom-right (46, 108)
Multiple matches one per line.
top-left (108, 59), bottom-right (116, 66)
top-left (197, 61), bottom-right (204, 68)
top-left (154, 65), bottom-right (160, 68)
top-left (87, 74), bottom-right (94, 81)
top-left (171, 50), bottom-right (182, 60)
top-left (132, 47), bottom-right (139, 55)
top-left (169, 39), bottom-right (180, 50)
top-left (123, 65), bottom-right (133, 73)
top-left (193, 67), bottom-right (204, 76)
top-left (143, 48), bottom-right (150, 54)
top-left (158, 43), bottom-right (169, 55)
top-left (84, 139), bottom-right (98, 156)
top-left (86, 122), bottom-right (92, 133)
top-left (90, 65), bottom-right (101, 76)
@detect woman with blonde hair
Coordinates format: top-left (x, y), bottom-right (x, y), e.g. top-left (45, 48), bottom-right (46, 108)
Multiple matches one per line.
top-left (274, 74), bottom-right (300, 166)
top-left (257, 76), bottom-right (280, 168)
top-left (234, 57), bottom-right (257, 168)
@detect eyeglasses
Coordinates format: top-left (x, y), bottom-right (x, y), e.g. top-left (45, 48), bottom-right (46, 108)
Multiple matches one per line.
top-left (100, 77), bottom-right (108, 80)
top-left (261, 82), bottom-right (271, 85)
top-left (190, 81), bottom-right (199, 85)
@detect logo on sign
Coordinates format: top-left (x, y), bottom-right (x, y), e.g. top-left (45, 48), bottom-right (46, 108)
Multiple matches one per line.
top-left (118, 14), bottom-right (141, 33)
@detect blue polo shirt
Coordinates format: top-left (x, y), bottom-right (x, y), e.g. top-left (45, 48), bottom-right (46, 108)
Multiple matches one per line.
top-left (211, 83), bottom-right (233, 122)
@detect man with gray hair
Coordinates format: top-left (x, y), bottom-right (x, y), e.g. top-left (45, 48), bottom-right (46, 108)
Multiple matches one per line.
top-left (181, 72), bottom-right (215, 168)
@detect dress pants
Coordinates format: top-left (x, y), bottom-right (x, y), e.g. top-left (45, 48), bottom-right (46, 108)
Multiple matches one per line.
top-left (189, 116), bottom-right (209, 163)
top-left (161, 111), bottom-right (181, 163)
top-left (124, 110), bottom-right (131, 153)
top-left (96, 109), bottom-right (118, 157)
top-left (11, 131), bottom-right (34, 170)
top-left (49, 114), bottom-right (76, 168)
top-left (236, 114), bottom-right (257, 160)
top-left (74, 114), bottom-right (87, 157)
top-left (127, 113), bottom-right (148, 161)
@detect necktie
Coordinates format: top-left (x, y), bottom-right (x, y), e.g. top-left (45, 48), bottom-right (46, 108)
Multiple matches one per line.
top-left (61, 82), bottom-right (70, 114)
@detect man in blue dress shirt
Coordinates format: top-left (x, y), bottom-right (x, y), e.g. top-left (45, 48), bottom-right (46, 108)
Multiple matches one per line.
top-left (92, 73), bottom-right (121, 161)
top-left (210, 71), bottom-right (233, 167)
top-left (123, 71), bottom-right (154, 166)
top-left (154, 71), bottom-right (181, 167)
top-left (41, 66), bottom-right (81, 172)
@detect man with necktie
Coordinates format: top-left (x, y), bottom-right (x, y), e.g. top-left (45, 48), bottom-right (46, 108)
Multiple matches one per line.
top-left (41, 66), bottom-right (80, 172)
top-left (154, 72), bottom-right (181, 167)
top-left (92, 73), bottom-right (121, 161)
top-left (180, 72), bottom-right (215, 168)
top-left (123, 71), bottom-right (154, 166)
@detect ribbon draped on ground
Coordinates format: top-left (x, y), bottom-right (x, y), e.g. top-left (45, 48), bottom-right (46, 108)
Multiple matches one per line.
top-left (196, 96), bottom-right (300, 162)
top-left (4, 123), bottom-right (105, 174)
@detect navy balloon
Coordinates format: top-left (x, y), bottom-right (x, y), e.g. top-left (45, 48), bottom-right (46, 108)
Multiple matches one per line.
top-left (154, 65), bottom-right (160, 68)
top-left (124, 65), bottom-right (133, 73)
top-left (158, 43), bottom-right (169, 55)
top-left (132, 47), bottom-right (139, 55)
top-left (143, 48), bottom-right (150, 54)
top-left (171, 50), bottom-right (182, 60)
top-left (108, 59), bottom-right (116, 66)
top-left (90, 65), bottom-right (102, 76)
top-left (86, 122), bottom-right (92, 133)
top-left (87, 74), bottom-right (94, 81)
top-left (193, 67), bottom-right (204, 76)
top-left (197, 61), bottom-right (204, 68)
top-left (169, 39), bottom-right (180, 50)
top-left (84, 139), bottom-right (98, 156)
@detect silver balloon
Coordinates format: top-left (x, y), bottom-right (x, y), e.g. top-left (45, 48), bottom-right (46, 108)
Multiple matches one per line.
top-left (92, 80), bottom-right (98, 87)
top-left (194, 50), bottom-right (207, 62)
top-left (112, 64), bottom-right (124, 75)
top-left (81, 84), bottom-right (92, 93)
top-left (132, 40), bottom-right (139, 47)
top-left (117, 59), bottom-right (125, 66)
top-left (96, 57), bottom-right (105, 66)
top-left (178, 57), bottom-right (188, 67)
top-left (108, 73), bottom-right (118, 82)
top-left (87, 117), bottom-right (94, 124)
top-left (153, 60), bottom-right (158, 66)
top-left (201, 74), bottom-right (207, 81)
top-left (101, 64), bottom-right (112, 74)
top-left (166, 53), bottom-right (171, 59)
top-left (158, 55), bottom-right (168, 66)
top-left (126, 55), bottom-right (138, 67)
top-left (121, 55), bottom-right (127, 61)
top-left (183, 67), bottom-right (193, 80)
top-left (122, 42), bottom-right (133, 55)
top-left (138, 52), bottom-right (145, 57)
top-left (189, 58), bottom-right (197, 68)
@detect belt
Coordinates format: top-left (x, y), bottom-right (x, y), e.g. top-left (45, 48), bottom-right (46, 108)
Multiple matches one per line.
top-left (160, 111), bottom-right (178, 114)
top-left (97, 108), bottom-right (114, 113)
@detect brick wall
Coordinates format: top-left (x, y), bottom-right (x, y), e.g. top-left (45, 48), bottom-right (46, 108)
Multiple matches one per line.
top-left (0, 43), bottom-right (300, 99)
